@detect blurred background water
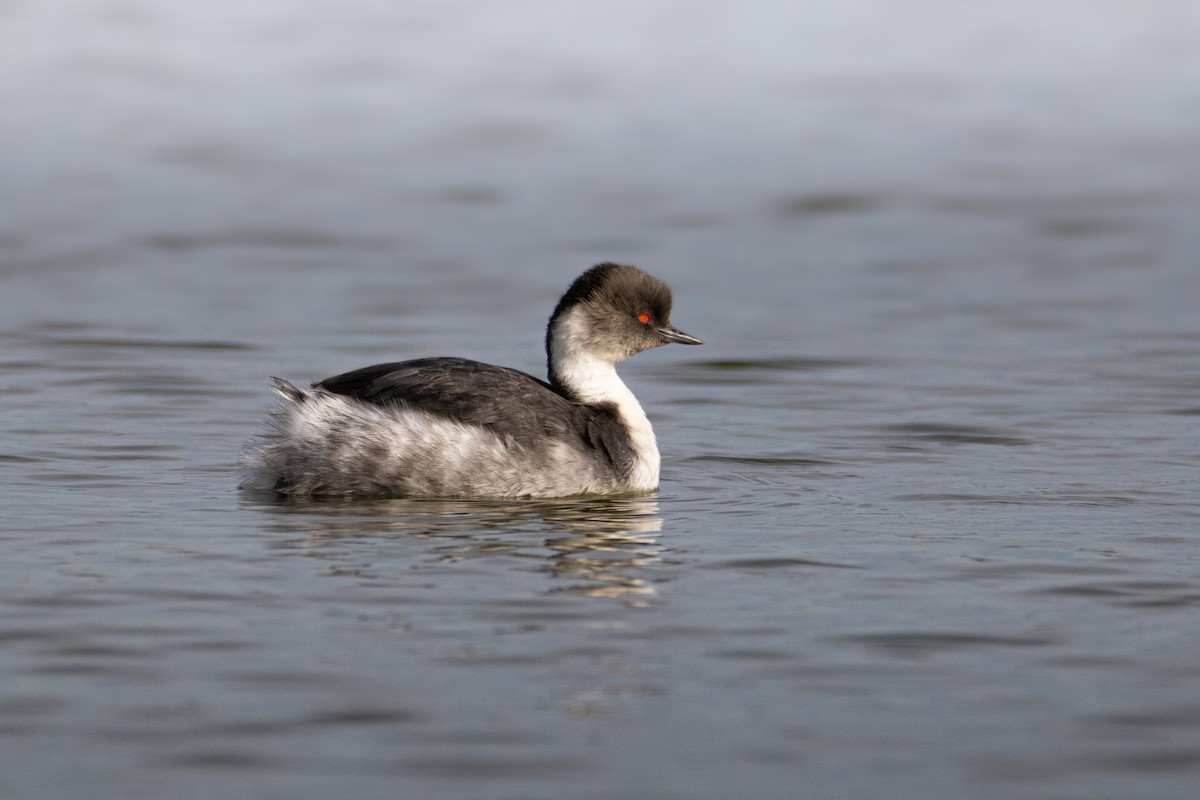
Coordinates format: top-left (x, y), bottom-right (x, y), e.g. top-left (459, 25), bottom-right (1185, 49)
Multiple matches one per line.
top-left (2, 1), bottom-right (1199, 798)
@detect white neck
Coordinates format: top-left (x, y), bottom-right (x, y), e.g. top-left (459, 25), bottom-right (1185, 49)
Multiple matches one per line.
top-left (548, 309), bottom-right (660, 489)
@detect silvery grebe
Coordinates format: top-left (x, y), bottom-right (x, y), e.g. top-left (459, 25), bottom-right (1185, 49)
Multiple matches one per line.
top-left (240, 263), bottom-right (701, 497)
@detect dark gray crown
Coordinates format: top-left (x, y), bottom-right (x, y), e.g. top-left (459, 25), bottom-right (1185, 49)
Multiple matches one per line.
top-left (546, 263), bottom-right (672, 346)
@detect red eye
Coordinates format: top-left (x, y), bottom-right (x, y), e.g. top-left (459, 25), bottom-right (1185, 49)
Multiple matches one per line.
top-left (637, 312), bottom-right (652, 324)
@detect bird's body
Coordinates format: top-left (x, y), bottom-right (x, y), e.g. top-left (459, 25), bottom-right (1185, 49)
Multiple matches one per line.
top-left (240, 263), bottom-right (701, 498)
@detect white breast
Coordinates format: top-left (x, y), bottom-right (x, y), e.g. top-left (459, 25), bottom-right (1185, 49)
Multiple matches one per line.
top-left (548, 308), bottom-right (661, 490)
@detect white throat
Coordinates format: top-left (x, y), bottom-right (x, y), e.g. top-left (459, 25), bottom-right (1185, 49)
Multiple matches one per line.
top-left (548, 308), bottom-right (660, 489)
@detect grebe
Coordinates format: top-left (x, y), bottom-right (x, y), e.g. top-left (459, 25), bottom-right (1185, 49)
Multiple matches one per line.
top-left (240, 263), bottom-right (701, 497)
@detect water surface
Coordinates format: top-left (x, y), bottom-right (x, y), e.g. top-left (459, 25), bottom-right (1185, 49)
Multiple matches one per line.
top-left (3, 2), bottom-right (1200, 799)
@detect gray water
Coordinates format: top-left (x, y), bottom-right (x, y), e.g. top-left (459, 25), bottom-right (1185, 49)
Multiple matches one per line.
top-left (3, 2), bottom-right (1200, 798)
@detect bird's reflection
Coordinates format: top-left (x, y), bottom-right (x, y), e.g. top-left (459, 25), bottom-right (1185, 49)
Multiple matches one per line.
top-left (245, 493), bottom-right (665, 599)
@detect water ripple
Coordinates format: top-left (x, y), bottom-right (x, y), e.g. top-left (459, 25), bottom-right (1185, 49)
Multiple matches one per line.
top-left (872, 422), bottom-right (1032, 447)
top-left (1034, 581), bottom-right (1200, 609)
top-left (842, 632), bottom-right (1060, 657)
top-left (705, 557), bottom-right (861, 571)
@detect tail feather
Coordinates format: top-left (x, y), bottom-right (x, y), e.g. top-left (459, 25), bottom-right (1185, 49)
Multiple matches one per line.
top-left (269, 377), bottom-right (307, 403)
top-left (241, 378), bottom-right (306, 491)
